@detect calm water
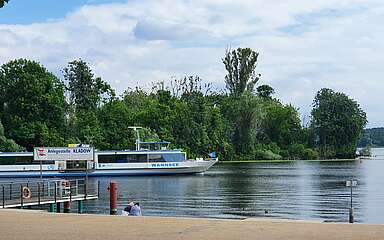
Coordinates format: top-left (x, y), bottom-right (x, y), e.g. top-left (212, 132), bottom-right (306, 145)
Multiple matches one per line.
top-left (84, 148), bottom-right (384, 223)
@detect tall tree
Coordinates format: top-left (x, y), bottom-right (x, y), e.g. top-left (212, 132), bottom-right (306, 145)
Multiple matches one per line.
top-left (0, 59), bottom-right (66, 150)
top-left (221, 93), bottom-right (264, 156)
top-left (63, 59), bottom-right (114, 145)
top-left (64, 59), bottom-right (114, 111)
top-left (310, 88), bottom-right (367, 158)
top-left (223, 47), bottom-right (261, 96)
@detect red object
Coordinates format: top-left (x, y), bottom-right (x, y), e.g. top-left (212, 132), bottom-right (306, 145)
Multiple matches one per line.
top-left (108, 182), bottom-right (118, 215)
top-left (64, 201), bottom-right (71, 213)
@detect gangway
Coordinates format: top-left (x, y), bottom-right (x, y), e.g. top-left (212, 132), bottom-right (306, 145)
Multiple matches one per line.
top-left (0, 178), bottom-right (98, 209)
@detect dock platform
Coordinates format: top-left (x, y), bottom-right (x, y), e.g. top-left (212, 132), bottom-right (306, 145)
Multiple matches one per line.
top-left (0, 178), bottom-right (98, 209)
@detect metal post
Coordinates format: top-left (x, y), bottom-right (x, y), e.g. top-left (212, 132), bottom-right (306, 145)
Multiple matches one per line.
top-left (346, 179), bottom-right (357, 223)
top-left (47, 181), bottom-right (51, 197)
top-left (37, 182), bottom-right (41, 207)
top-left (84, 179), bottom-right (87, 200)
top-left (75, 180), bottom-right (79, 196)
top-left (54, 182), bottom-right (57, 204)
top-left (349, 184), bottom-right (354, 223)
top-left (85, 161), bottom-right (89, 200)
top-left (78, 200), bottom-right (84, 214)
top-left (65, 183), bottom-right (72, 214)
top-left (97, 180), bottom-right (100, 198)
top-left (40, 160), bottom-right (43, 180)
top-left (20, 184), bottom-right (23, 208)
top-left (2, 185), bottom-right (5, 208)
top-left (69, 183), bottom-right (72, 202)
top-left (9, 184), bottom-right (12, 200)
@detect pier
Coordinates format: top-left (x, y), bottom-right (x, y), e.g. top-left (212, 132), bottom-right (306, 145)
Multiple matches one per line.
top-left (0, 179), bottom-right (98, 210)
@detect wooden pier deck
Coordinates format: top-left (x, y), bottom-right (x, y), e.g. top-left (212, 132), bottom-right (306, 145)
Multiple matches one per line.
top-left (0, 210), bottom-right (383, 240)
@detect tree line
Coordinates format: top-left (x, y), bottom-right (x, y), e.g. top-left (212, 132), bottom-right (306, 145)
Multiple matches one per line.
top-left (359, 128), bottom-right (384, 147)
top-left (0, 48), bottom-right (367, 160)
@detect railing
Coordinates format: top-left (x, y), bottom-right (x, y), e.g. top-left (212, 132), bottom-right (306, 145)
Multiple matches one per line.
top-left (0, 178), bottom-right (99, 208)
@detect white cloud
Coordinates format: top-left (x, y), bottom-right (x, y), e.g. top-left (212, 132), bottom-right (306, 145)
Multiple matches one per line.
top-left (0, 0), bottom-right (383, 127)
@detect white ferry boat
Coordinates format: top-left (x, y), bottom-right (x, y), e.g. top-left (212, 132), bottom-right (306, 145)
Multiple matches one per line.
top-left (0, 129), bottom-right (218, 178)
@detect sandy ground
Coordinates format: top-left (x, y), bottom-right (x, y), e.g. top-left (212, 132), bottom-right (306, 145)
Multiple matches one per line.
top-left (1, 209), bottom-right (384, 240)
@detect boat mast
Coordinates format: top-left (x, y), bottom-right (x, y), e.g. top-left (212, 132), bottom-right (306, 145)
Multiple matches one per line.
top-left (128, 127), bottom-right (142, 150)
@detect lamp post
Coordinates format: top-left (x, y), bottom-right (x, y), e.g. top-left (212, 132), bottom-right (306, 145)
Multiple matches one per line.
top-left (346, 179), bottom-right (357, 223)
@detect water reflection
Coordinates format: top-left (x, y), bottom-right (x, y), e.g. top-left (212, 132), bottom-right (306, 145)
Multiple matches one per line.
top-left (85, 148), bottom-right (384, 223)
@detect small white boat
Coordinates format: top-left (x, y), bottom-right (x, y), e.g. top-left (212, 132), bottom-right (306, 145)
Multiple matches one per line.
top-left (0, 128), bottom-right (218, 178)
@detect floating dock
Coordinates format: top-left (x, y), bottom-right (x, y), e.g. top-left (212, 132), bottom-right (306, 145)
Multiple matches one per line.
top-left (0, 178), bottom-right (98, 210)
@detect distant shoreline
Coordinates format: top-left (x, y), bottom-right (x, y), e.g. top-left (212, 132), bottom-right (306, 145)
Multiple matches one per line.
top-left (219, 159), bottom-right (360, 163)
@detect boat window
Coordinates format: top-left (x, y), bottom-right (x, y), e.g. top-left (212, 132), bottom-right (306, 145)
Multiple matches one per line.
top-left (148, 154), bottom-right (166, 162)
top-left (126, 154), bottom-right (147, 163)
top-left (162, 153), bottom-right (186, 162)
top-left (97, 155), bottom-right (115, 163)
top-left (0, 156), bottom-right (54, 165)
top-left (98, 154), bottom-right (148, 163)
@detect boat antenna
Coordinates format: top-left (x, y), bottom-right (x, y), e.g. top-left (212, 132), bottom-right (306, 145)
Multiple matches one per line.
top-left (128, 127), bottom-right (142, 150)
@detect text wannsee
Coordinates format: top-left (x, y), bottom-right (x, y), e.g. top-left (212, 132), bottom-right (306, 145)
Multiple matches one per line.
top-left (47, 148), bottom-right (92, 154)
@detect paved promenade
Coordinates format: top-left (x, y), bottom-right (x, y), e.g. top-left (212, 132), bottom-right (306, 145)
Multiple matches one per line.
top-left (1, 209), bottom-right (383, 240)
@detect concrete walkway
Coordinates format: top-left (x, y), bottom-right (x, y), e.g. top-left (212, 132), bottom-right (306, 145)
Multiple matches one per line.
top-left (1, 209), bottom-right (383, 240)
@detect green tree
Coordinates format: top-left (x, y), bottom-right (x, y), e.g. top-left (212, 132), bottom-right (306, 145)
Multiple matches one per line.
top-left (260, 101), bottom-right (301, 148)
top-left (0, 0), bottom-right (9, 8)
top-left (0, 59), bottom-right (66, 150)
top-left (221, 93), bottom-right (264, 156)
top-left (310, 88), bottom-right (367, 159)
top-left (358, 128), bottom-right (384, 147)
top-left (0, 121), bottom-right (23, 152)
top-left (98, 99), bottom-right (135, 150)
top-left (64, 59), bottom-right (114, 146)
top-left (257, 85), bottom-right (275, 99)
top-left (223, 48), bottom-right (261, 96)
top-left (64, 59), bottom-right (115, 111)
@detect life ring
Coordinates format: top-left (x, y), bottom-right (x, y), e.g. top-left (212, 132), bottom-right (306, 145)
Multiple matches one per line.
top-left (22, 186), bottom-right (32, 199)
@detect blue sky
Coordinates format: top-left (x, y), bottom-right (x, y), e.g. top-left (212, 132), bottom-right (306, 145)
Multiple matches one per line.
top-left (0, 0), bottom-right (383, 127)
top-left (0, 0), bottom-right (127, 24)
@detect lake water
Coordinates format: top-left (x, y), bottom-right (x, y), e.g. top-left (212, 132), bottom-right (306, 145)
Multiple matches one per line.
top-left (85, 148), bottom-right (384, 223)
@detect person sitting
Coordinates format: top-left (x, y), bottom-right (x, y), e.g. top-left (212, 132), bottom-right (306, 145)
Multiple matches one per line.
top-left (121, 202), bottom-right (134, 216)
top-left (129, 202), bottom-right (142, 216)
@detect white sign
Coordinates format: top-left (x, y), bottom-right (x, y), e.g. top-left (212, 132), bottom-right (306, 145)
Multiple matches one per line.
top-left (34, 147), bottom-right (94, 161)
top-left (346, 180), bottom-right (358, 187)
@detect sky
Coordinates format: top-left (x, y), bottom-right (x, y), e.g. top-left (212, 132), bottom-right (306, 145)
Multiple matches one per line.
top-left (0, 0), bottom-right (383, 127)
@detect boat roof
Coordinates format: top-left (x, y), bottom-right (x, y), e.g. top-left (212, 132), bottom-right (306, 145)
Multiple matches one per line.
top-left (139, 141), bottom-right (171, 144)
top-left (0, 152), bottom-right (33, 156)
top-left (97, 149), bottom-right (184, 155)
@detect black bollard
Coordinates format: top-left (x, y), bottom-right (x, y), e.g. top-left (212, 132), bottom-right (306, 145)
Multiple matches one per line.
top-left (56, 202), bottom-right (61, 213)
top-left (349, 208), bottom-right (354, 223)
